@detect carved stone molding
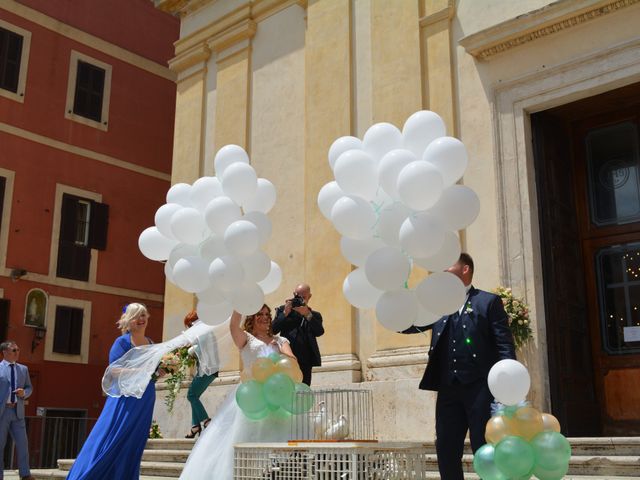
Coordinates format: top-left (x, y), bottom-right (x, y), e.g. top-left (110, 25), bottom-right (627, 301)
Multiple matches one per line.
top-left (460, 0), bottom-right (640, 61)
top-left (367, 346), bottom-right (428, 369)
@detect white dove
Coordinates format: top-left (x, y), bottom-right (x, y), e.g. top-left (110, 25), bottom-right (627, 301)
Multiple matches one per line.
top-left (324, 414), bottom-right (349, 440)
top-left (310, 401), bottom-right (326, 439)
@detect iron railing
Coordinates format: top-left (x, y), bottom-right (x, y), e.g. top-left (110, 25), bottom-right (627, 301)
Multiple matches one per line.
top-left (3, 416), bottom-right (98, 469)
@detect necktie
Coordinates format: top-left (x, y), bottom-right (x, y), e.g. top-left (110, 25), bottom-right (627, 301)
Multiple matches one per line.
top-left (10, 364), bottom-right (16, 403)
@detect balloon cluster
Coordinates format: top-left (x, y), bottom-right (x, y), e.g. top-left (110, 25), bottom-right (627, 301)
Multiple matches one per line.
top-left (138, 145), bottom-right (283, 324)
top-left (317, 111), bottom-right (481, 332)
top-left (236, 352), bottom-right (314, 419)
top-left (476, 360), bottom-right (572, 480)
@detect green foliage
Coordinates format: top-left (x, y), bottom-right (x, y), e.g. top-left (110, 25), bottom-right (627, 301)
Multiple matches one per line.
top-left (160, 346), bottom-right (196, 413)
top-left (149, 420), bottom-right (163, 439)
top-left (494, 286), bottom-right (533, 350)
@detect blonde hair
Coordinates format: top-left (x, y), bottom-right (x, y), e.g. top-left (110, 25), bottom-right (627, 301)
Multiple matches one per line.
top-left (117, 303), bottom-right (148, 333)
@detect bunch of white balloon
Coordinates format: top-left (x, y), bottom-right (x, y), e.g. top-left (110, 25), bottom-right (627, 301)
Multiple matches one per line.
top-left (317, 110), bottom-right (480, 332)
top-left (138, 145), bottom-right (282, 324)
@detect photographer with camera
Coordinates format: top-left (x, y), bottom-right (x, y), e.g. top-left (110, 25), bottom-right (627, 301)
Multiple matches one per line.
top-left (272, 283), bottom-right (324, 385)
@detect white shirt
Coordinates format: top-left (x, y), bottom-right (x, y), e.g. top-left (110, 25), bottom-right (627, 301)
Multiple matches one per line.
top-left (458, 284), bottom-right (473, 315)
top-left (1, 360), bottom-right (16, 404)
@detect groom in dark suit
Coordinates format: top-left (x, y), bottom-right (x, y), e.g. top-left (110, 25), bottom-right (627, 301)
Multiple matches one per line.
top-left (403, 253), bottom-right (516, 480)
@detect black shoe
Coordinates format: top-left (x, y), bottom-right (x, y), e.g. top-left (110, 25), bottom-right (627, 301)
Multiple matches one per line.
top-left (203, 418), bottom-right (211, 429)
top-left (185, 424), bottom-right (201, 438)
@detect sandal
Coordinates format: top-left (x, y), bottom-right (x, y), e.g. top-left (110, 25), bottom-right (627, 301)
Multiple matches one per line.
top-left (185, 424), bottom-right (201, 438)
top-left (202, 418), bottom-right (211, 429)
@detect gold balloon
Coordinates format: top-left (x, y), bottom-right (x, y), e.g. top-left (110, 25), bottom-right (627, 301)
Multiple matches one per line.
top-left (513, 406), bottom-right (544, 441)
top-left (541, 413), bottom-right (561, 433)
top-left (252, 357), bottom-right (276, 382)
top-left (485, 414), bottom-right (519, 444)
top-left (275, 357), bottom-right (303, 383)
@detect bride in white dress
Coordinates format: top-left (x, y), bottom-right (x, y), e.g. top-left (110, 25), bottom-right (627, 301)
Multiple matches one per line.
top-left (179, 304), bottom-right (296, 480)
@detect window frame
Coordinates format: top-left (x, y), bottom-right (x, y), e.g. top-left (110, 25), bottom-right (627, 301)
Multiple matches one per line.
top-left (0, 168), bottom-right (15, 274)
top-left (0, 19), bottom-right (31, 103)
top-left (43, 296), bottom-right (91, 364)
top-left (64, 50), bottom-right (112, 131)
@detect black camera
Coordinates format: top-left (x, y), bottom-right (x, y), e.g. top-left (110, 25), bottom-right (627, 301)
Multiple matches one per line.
top-left (291, 294), bottom-right (306, 308)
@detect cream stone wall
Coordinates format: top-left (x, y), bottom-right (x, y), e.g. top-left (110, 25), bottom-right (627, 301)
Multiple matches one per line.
top-left (155, 0), bottom-right (640, 440)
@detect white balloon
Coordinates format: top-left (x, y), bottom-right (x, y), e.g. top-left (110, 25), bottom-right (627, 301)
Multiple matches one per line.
top-left (377, 202), bottom-right (411, 247)
top-left (221, 162), bottom-right (258, 206)
top-left (241, 250), bottom-right (271, 282)
top-left (199, 234), bottom-right (227, 261)
top-left (402, 110), bottom-right (447, 158)
top-left (340, 237), bottom-right (385, 267)
top-left (223, 220), bottom-right (260, 257)
top-left (423, 136), bottom-right (468, 187)
top-left (414, 303), bottom-right (439, 328)
top-left (197, 299), bottom-right (233, 326)
top-left (488, 359), bottom-right (531, 406)
top-left (172, 256), bottom-right (211, 293)
top-left (397, 161), bottom-right (443, 211)
top-left (154, 203), bottom-right (182, 240)
top-left (431, 185), bottom-right (480, 231)
top-left (189, 177), bottom-right (223, 212)
top-left (138, 227), bottom-right (178, 261)
top-left (230, 283), bottom-right (265, 315)
top-left (330, 196), bottom-right (377, 240)
top-left (378, 149), bottom-right (417, 200)
top-left (167, 243), bottom-right (199, 269)
top-left (413, 231), bottom-right (461, 272)
top-left (166, 183), bottom-right (192, 206)
top-left (342, 268), bottom-right (383, 309)
top-left (170, 207), bottom-right (208, 245)
top-left (204, 196), bottom-right (242, 235)
top-left (164, 260), bottom-right (176, 284)
top-left (317, 181), bottom-right (345, 220)
top-left (242, 178), bottom-right (276, 214)
top-left (415, 271), bottom-right (466, 316)
top-left (371, 187), bottom-right (393, 209)
top-left (196, 284), bottom-right (227, 306)
top-left (334, 150), bottom-right (378, 201)
top-left (258, 261), bottom-right (282, 294)
top-left (242, 211), bottom-right (272, 246)
top-left (214, 144), bottom-right (249, 177)
top-left (328, 136), bottom-right (363, 170)
top-left (209, 255), bottom-right (245, 291)
top-left (364, 246), bottom-right (411, 291)
top-left (375, 290), bottom-right (418, 332)
top-left (399, 212), bottom-right (445, 259)
top-left (363, 122), bottom-right (403, 162)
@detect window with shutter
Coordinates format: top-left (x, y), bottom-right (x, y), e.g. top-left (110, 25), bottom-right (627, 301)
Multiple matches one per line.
top-left (56, 194), bottom-right (109, 281)
top-left (53, 306), bottom-right (83, 355)
top-left (0, 26), bottom-right (23, 93)
top-left (73, 61), bottom-right (105, 122)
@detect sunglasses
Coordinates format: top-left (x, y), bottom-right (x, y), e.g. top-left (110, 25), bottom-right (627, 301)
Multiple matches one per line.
top-left (6, 348), bottom-right (19, 353)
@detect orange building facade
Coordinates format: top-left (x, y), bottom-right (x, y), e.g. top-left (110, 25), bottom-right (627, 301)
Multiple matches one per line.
top-left (0, 0), bottom-right (178, 425)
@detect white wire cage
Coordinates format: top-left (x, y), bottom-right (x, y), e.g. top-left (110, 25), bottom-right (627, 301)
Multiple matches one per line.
top-left (291, 389), bottom-right (375, 442)
top-left (233, 442), bottom-right (431, 480)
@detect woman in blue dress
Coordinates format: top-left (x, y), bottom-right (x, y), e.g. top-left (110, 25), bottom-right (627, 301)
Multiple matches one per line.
top-left (66, 303), bottom-right (158, 480)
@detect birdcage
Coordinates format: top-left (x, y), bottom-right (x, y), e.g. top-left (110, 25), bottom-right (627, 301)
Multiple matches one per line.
top-left (233, 442), bottom-right (431, 479)
top-left (291, 389), bottom-right (374, 442)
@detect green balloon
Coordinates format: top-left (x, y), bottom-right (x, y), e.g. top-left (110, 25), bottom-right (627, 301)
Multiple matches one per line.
top-left (531, 431), bottom-right (571, 471)
top-left (282, 382), bottom-right (315, 414)
top-left (532, 461), bottom-right (569, 480)
top-left (263, 372), bottom-right (295, 408)
top-left (268, 352), bottom-right (282, 363)
top-left (494, 436), bottom-right (535, 478)
top-left (473, 444), bottom-right (508, 480)
top-left (236, 380), bottom-right (267, 414)
top-left (244, 407), bottom-right (270, 421)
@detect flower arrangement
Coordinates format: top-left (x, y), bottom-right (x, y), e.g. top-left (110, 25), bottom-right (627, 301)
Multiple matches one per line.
top-left (493, 286), bottom-right (533, 349)
top-left (156, 346), bottom-right (196, 413)
top-left (149, 419), bottom-right (163, 439)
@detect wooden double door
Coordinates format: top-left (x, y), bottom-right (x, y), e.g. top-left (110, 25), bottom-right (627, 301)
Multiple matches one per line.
top-left (533, 82), bottom-right (640, 436)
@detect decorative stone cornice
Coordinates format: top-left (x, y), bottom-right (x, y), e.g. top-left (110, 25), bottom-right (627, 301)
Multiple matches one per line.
top-left (154, 0), bottom-right (215, 17)
top-left (168, 42), bottom-right (211, 73)
top-left (314, 353), bottom-right (362, 373)
top-left (367, 346), bottom-right (428, 369)
top-left (459, 0), bottom-right (640, 61)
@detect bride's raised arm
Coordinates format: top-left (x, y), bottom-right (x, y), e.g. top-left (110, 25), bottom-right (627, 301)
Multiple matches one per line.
top-left (229, 310), bottom-right (247, 349)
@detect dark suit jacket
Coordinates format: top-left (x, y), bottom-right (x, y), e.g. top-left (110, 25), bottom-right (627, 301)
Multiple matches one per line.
top-left (272, 307), bottom-right (324, 367)
top-left (404, 286), bottom-right (516, 391)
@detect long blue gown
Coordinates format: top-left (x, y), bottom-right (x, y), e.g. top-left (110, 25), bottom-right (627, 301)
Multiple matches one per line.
top-left (66, 333), bottom-right (155, 480)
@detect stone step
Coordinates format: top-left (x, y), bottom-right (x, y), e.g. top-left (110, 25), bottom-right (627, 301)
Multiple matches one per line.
top-left (141, 449), bottom-right (191, 462)
top-left (145, 438), bottom-right (196, 450)
top-left (24, 471), bottom-right (177, 480)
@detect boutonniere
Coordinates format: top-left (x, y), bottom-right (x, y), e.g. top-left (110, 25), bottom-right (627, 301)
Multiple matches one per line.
top-left (464, 305), bottom-right (474, 315)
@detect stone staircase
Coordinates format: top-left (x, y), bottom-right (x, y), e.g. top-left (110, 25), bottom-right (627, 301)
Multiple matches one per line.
top-left (21, 437), bottom-right (640, 479)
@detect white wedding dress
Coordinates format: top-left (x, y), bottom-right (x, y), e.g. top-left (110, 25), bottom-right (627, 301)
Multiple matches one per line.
top-left (179, 333), bottom-right (292, 480)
